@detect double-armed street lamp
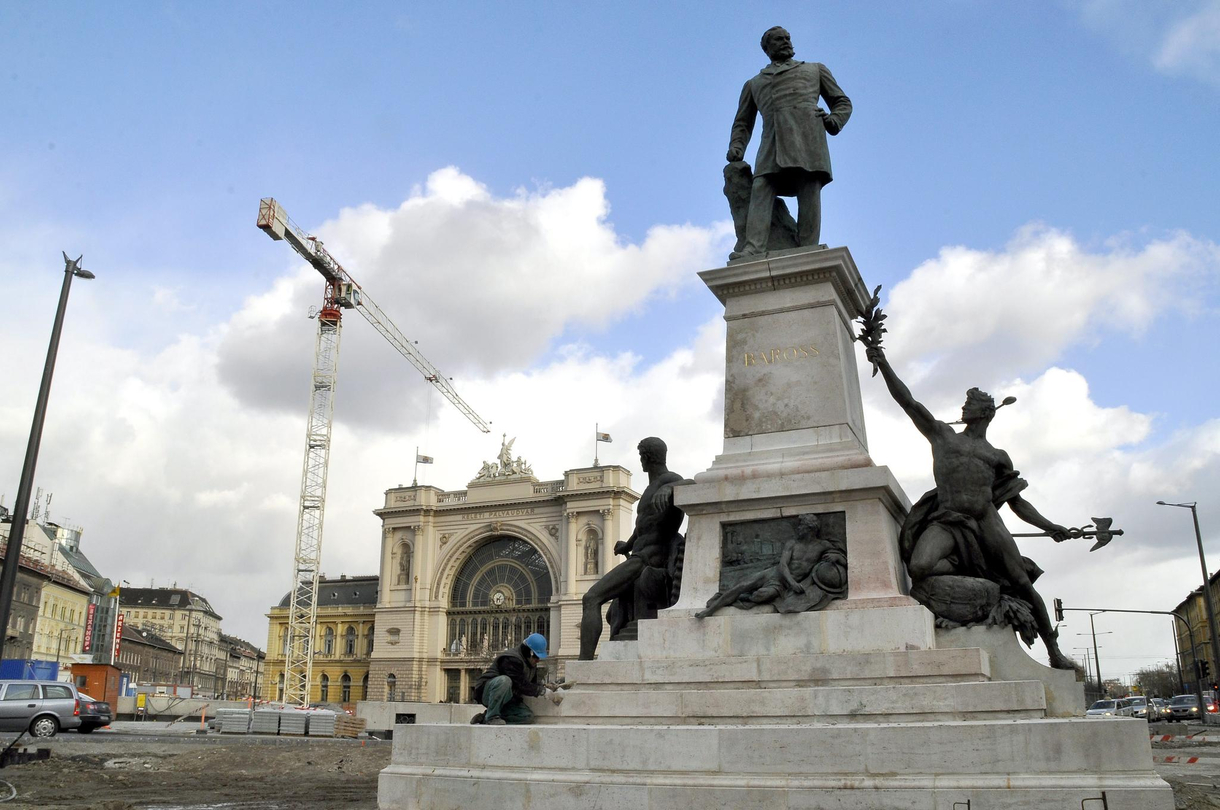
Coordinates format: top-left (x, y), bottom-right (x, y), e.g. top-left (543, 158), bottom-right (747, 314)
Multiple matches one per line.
top-left (1157, 500), bottom-right (1220, 707)
top-left (0, 254), bottom-right (94, 645)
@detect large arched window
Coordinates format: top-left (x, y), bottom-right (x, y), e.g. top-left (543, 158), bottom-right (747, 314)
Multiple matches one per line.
top-left (341, 673), bottom-right (352, 702)
top-left (361, 672), bottom-right (369, 700)
top-left (323, 627), bottom-right (335, 655)
top-left (344, 626), bottom-right (356, 655)
top-left (448, 537), bottom-right (553, 654)
top-left (320, 674), bottom-right (329, 702)
top-left (365, 626), bottom-right (374, 655)
top-left (277, 673), bottom-right (284, 701)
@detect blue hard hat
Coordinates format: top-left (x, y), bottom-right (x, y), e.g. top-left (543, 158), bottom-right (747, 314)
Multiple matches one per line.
top-left (523, 633), bottom-right (548, 659)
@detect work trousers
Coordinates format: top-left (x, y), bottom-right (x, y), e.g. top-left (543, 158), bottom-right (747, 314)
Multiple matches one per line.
top-left (480, 675), bottom-right (535, 724)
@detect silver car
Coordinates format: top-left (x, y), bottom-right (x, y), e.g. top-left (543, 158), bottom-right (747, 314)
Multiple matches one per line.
top-left (1085, 698), bottom-right (1133, 718)
top-left (0, 680), bottom-right (82, 738)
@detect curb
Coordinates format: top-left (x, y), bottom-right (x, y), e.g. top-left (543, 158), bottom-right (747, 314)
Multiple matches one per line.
top-left (1154, 755), bottom-right (1206, 764)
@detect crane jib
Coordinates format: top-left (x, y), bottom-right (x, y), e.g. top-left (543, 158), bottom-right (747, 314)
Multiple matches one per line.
top-left (256, 196), bottom-right (491, 705)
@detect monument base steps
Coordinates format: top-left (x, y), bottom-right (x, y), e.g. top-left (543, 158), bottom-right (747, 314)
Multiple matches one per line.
top-left (379, 720), bottom-right (1171, 809)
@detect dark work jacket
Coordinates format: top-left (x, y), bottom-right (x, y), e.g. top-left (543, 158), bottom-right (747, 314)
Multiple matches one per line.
top-left (472, 644), bottom-right (546, 703)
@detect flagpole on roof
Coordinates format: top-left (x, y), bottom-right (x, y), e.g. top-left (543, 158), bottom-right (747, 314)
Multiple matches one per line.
top-left (413, 446), bottom-right (419, 487)
top-left (594, 424), bottom-right (599, 468)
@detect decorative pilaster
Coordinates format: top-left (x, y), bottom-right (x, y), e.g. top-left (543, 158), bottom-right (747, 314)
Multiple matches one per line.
top-left (564, 512), bottom-right (579, 595)
top-left (600, 508), bottom-right (615, 574)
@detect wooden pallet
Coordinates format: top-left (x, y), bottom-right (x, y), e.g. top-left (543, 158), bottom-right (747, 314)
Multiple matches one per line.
top-left (334, 715), bottom-right (367, 738)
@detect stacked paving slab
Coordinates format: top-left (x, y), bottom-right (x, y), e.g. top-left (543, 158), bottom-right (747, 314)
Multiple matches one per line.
top-left (379, 247), bottom-right (1173, 809)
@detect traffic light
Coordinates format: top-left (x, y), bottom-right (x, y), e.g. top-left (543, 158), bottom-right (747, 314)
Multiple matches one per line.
top-left (1053, 598), bottom-right (1064, 623)
top-left (1202, 660), bottom-right (1212, 681)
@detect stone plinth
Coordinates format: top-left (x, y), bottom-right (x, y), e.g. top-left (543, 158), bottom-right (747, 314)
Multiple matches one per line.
top-left (673, 465), bottom-right (915, 617)
top-left (937, 625), bottom-right (1087, 718)
top-left (697, 246), bottom-right (873, 479)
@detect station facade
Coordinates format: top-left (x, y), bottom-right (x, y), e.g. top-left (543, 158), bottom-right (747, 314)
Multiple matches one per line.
top-left (367, 444), bottom-right (637, 704)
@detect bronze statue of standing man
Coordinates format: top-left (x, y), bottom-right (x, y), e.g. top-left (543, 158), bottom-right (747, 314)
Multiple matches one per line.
top-left (728, 26), bottom-right (851, 258)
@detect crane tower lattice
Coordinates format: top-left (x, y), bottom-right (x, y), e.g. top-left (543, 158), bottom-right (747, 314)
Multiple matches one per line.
top-left (257, 198), bottom-right (489, 707)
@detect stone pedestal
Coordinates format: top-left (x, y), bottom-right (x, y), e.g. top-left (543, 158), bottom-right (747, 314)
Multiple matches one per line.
top-left (698, 246), bottom-right (873, 479)
top-left (378, 246), bottom-right (1173, 809)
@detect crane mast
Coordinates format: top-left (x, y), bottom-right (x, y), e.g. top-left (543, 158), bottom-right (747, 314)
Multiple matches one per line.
top-left (257, 198), bottom-right (489, 707)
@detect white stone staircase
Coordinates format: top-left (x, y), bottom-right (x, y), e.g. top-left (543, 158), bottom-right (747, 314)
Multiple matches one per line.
top-left (379, 605), bottom-right (1174, 808)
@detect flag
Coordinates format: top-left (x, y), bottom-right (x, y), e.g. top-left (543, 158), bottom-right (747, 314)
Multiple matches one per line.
top-left (596, 432), bottom-right (612, 443)
top-left (416, 454), bottom-right (434, 464)
top-left (108, 585), bottom-right (121, 598)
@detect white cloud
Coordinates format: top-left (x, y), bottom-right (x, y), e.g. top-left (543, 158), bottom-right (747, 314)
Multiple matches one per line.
top-left (876, 224), bottom-right (1218, 403)
top-left (1078, 0), bottom-right (1220, 88)
top-left (217, 168), bottom-right (732, 430)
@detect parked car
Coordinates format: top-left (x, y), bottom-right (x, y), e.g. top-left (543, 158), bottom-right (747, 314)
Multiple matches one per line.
top-left (75, 692), bottom-right (112, 733)
top-left (0, 680), bottom-right (82, 738)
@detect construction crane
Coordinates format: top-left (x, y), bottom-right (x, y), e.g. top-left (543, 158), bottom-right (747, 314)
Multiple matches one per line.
top-left (256, 198), bottom-right (490, 707)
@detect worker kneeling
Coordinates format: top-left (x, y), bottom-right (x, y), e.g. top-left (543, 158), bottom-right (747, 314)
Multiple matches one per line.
top-left (470, 633), bottom-right (569, 725)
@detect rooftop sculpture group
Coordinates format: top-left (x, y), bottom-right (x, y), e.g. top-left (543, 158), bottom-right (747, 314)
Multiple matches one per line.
top-left (473, 435), bottom-right (534, 480)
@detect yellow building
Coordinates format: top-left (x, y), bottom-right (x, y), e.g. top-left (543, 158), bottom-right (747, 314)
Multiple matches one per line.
top-left (368, 440), bottom-right (638, 704)
top-left (263, 575), bottom-right (377, 705)
top-left (1174, 569), bottom-right (1220, 692)
top-left (32, 575), bottom-right (91, 666)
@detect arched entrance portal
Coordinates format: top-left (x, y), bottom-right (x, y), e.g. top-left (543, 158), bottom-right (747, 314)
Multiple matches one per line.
top-left (447, 537), bottom-right (553, 656)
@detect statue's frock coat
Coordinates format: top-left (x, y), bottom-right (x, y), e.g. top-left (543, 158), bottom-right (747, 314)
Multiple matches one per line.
top-left (730, 60), bottom-right (852, 195)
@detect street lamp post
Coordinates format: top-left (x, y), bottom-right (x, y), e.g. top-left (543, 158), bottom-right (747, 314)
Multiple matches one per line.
top-left (1171, 618), bottom-right (1185, 692)
top-left (1077, 626), bottom-right (1112, 694)
top-left (1157, 500), bottom-right (1220, 721)
top-left (1090, 614), bottom-right (1105, 693)
top-left (1073, 646), bottom-right (1096, 683)
top-left (0, 254), bottom-right (94, 643)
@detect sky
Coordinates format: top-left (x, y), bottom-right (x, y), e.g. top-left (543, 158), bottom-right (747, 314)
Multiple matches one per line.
top-left (1, 1), bottom-right (1218, 683)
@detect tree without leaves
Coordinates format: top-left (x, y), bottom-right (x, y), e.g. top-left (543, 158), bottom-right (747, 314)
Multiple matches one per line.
top-left (1134, 663), bottom-right (1180, 698)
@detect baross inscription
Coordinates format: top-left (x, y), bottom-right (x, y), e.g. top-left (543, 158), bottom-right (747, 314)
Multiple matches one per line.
top-left (744, 344), bottom-right (819, 366)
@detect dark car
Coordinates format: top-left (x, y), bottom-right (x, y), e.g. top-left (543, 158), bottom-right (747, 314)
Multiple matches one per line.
top-left (76, 692), bottom-right (112, 733)
top-left (1169, 694), bottom-right (1201, 721)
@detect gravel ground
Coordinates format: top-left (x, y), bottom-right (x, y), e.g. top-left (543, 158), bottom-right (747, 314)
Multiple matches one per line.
top-left (0, 730), bottom-right (390, 809)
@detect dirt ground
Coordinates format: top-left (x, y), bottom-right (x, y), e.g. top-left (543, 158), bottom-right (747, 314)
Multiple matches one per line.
top-left (0, 732), bottom-right (391, 810)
